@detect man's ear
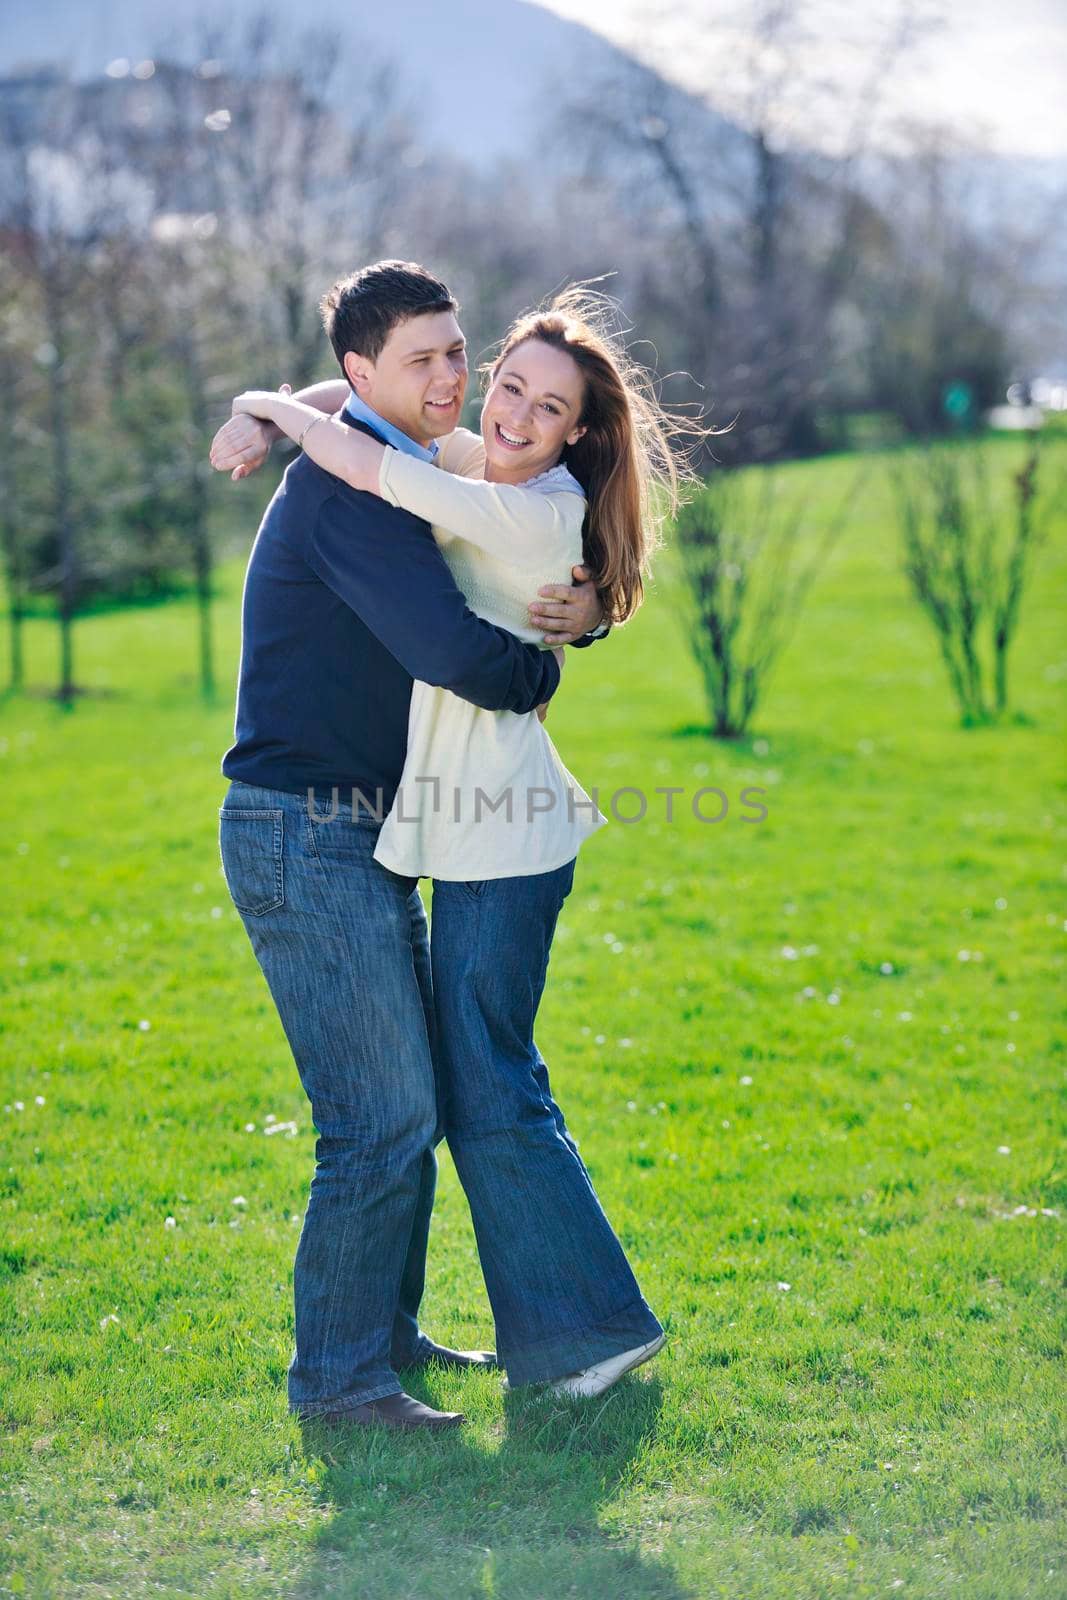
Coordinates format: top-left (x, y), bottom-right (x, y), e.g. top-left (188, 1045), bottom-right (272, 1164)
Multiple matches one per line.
top-left (343, 350), bottom-right (374, 396)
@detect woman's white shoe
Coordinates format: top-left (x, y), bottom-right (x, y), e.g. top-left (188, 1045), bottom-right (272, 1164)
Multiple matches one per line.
top-left (503, 1334), bottom-right (666, 1397)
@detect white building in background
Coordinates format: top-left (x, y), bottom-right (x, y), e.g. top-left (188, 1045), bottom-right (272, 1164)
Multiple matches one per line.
top-left (987, 372), bottom-right (1067, 429)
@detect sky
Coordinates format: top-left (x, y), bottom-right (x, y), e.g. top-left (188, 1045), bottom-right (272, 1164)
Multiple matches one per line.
top-left (530, 0), bottom-right (1067, 159)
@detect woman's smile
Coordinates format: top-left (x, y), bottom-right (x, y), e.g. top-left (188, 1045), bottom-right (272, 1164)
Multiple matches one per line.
top-left (494, 421), bottom-right (533, 451)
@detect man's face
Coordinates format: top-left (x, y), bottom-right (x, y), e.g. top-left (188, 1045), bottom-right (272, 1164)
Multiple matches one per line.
top-left (343, 311), bottom-right (468, 445)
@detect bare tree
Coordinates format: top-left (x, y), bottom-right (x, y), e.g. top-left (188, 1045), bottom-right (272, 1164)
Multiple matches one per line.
top-left (0, 81), bottom-right (155, 702)
top-left (0, 250), bottom-right (41, 692)
top-left (180, 12), bottom-right (414, 389)
top-left (891, 440), bottom-right (1054, 724)
top-left (676, 464), bottom-right (866, 736)
top-left (558, 1), bottom-right (946, 460)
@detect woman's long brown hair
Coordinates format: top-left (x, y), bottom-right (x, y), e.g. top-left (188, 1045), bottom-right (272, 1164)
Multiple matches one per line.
top-left (486, 284), bottom-right (719, 624)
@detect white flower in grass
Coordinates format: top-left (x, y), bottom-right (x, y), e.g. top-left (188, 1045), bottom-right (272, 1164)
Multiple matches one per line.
top-left (740, 1075), bottom-right (753, 1086)
top-left (827, 992), bottom-right (840, 1006)
top-left (231, 1195), bottom-right (248, 1207)
top-left (265, 1113), bottom-right (276, 1124)
top-left (619, 1038), bottom-right (633, 1048)
top-left (138, 1020), bottom-right (151, 1032)
top-left (264, 1120), bottom-right (298, 1137)
top-left (995, 898), bottom-right (1007, 910)
top-left (781, 946), bottom-right (798, 961)
top-left (777, 1281), bottom-right (790, 1292)
top-left (99, 1313), bottom-right (120, 1330)
top-left (880, 961), bottom-right (895, 975)
top-left (244, 1123), bottom-right (255, 1133)
top-left (210, 907), bottom-right (223, 919)
top-left (164, 1217), bottom-right (176, 1229)
top-left (626, 1101), bottom-right (637, 1112)
top-left (997, 1146), bottom-right (1011, 1156)
top-left (35, 1096), bottom-right (45, 1106)
top-left (14, 1101), bottom-right (24, 1112)
top-left (595, 1034), bottom-right (605, 1045)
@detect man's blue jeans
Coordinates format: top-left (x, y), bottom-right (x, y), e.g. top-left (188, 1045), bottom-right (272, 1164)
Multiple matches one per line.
top-left (219, 780), bottom-right (439, 1418)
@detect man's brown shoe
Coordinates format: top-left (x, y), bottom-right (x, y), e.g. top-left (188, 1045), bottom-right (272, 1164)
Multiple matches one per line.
top-left (323, 1391), bottom-right (465, 1431)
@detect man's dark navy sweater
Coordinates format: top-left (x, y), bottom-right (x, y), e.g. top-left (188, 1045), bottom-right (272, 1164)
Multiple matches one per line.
top-left (222, 417), bottom-right (561, 805)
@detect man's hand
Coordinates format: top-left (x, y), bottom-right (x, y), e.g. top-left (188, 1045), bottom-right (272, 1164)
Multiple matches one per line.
top-left (209, 383), bottom-right (291, 481)
top-left (529, 564), bottom-right (604, 645)
top-left (209, 412), bottom-right (274, 481)
top-left (535, 648), bottom-right (566, 723)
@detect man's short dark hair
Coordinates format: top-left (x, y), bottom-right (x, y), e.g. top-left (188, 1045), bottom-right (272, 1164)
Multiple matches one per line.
top-left (320, 260), bottom-right (458, 369)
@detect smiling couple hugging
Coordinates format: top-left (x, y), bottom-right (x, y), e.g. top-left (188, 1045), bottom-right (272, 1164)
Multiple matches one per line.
top-left (211, 259), bottom-right (682, 1430)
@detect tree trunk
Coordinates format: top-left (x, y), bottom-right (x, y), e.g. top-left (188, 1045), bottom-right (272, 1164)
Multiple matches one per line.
top-left (45, 272), bottom-right (77, 706)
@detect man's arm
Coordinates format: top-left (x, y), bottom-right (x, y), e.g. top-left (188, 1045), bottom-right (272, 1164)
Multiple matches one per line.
top-left (307, 481), bottom-right (560, 716)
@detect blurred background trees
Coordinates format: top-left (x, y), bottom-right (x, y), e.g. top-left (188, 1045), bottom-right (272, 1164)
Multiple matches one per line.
top-left (0, 0), bottom-right (1062, 704)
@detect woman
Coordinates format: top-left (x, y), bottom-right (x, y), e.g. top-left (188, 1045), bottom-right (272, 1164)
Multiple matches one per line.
top-left (214, 288), bottom-right (694, 1395)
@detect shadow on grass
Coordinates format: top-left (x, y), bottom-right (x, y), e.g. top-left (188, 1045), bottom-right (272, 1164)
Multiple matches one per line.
top-left (291, 1373), bottom-right (692, 1600)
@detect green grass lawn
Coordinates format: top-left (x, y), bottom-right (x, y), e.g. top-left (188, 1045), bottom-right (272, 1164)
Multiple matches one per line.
top-left (1, 439), bottom-right (1064, 1599)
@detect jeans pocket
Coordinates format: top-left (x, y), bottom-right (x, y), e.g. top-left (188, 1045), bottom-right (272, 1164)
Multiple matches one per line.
top-left (219, 808), bottom-right (284, 915)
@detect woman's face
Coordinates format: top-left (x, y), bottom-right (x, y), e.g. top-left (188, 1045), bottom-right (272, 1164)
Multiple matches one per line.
top-left (480, 339), bottom-right (587, 484)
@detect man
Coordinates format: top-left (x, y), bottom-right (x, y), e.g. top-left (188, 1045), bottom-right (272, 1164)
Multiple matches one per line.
top-left (211, 261), bottom-right (603, 1432)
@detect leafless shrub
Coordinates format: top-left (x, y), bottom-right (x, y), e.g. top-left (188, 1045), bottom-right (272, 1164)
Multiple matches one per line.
top-left (676, 465), bottom-right (865, 736)
top-left (891, 439), bottom-right (1054, 724)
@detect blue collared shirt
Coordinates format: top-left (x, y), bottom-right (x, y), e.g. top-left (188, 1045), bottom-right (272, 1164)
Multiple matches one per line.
top-left (342, 391), bottom-right (440, 463)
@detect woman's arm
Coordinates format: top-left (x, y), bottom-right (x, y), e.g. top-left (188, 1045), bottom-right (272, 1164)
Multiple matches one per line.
top-left (230, 390), bottom-right (385, 493)
top-left (209, 379), bottom-right (351, 480)
top-left (377, 447), bottom-right (584, 566)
